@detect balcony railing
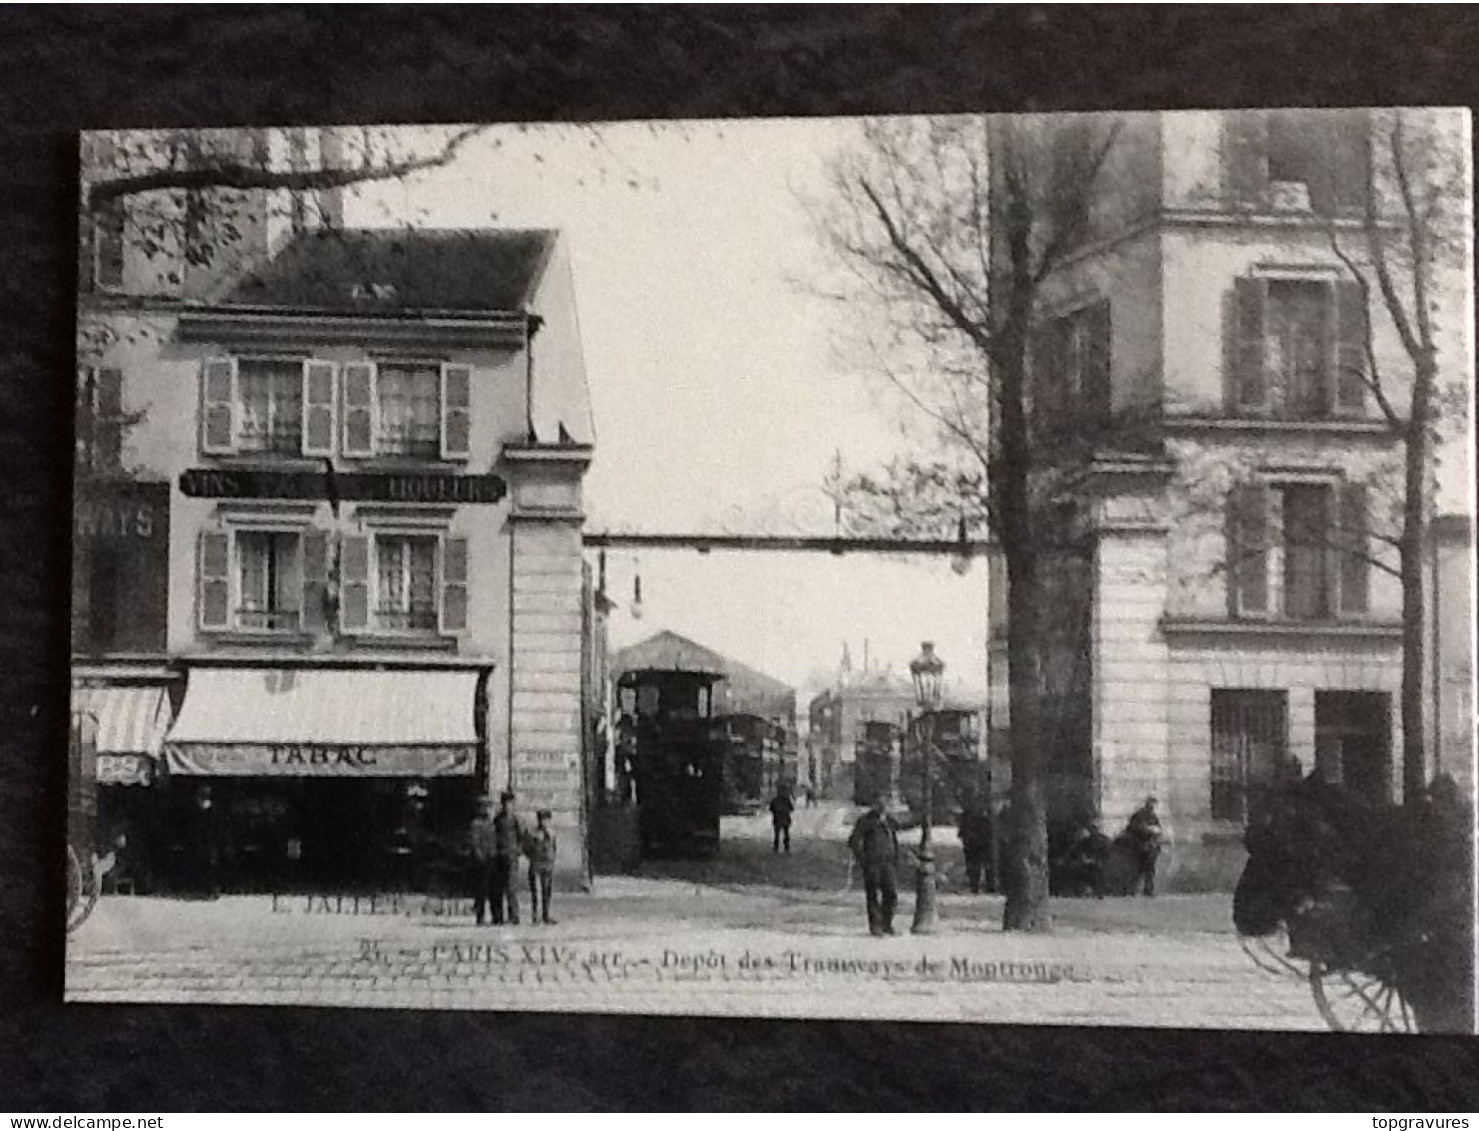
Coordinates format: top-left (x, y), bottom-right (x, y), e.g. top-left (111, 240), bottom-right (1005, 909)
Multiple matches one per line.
top-left (236, 606), bottom-right (301, 632)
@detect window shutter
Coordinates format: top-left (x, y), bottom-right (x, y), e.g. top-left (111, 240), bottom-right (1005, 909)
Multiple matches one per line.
top-left (1224, 112), bottom-right (1269, 208)
top-left (1031, 319), bottom-right (1068, 432)
top-left (302, 360), bottom-right (337, 456)
top-left (341, 362), bottom-right (376, 458)
top-left (198, 528), bottom-right (231, 631)
top-left (1334, 279), bottom-right (1368, 413)
top-left (1227, 484), bottom-right (1270, 617)
top-left (1231, 277), bottom-right (1268, 412)
top-left (441, 363), bottom-right (472, 459)
top-left (1081, 301), bottom-right (1112, 427)
top-left (95, 367), bottom-right (123, 470)
top-left (340, 534), bottom-right (369, 632)
top-left (1330, 110), bottom-right (1372, 215)
top-left (1338, 482), bottom-right (1370, 615)
top-left (440, 535), bottom-right (469, 633)
top-left (300, 528), bottom-right (329, 632)
top-left (200, 357), bottom-right (237, 455)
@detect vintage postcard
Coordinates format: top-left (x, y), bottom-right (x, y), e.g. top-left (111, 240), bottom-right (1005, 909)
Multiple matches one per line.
top-left (66, 110), bottom-right (1477, 1033)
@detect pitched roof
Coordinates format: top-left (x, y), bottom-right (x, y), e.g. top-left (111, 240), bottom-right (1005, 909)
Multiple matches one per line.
top-left (611, 631), bottom-right (794, 702)
top-left (222, 227), bottom-right (556, 314)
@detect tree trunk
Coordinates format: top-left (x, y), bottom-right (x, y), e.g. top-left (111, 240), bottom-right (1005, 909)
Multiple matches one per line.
top-left (1399, 353), bottom-right (1436, 804)
top-left (1002, 548), bottom-right (1051, 931)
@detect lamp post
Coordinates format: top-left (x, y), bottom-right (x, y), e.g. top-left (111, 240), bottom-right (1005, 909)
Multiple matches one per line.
top-left (909, 641), bottom-right (945, 935)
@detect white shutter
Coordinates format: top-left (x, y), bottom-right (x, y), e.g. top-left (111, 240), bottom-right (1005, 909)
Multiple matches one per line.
top-left (340, 534), bottom-right (370, 632)
top-left (341, 362), bottom-right (376, 458)
top-left (198, 528), bottom-right (231, 631)
top-left (440, 363), bottom-right (472, 459)
top-left (440, 535), bottom-right (469, 633)
top-left (301, 360), bottom-right (337, 456)
top-left (200, 357), bottom-right (237, 455)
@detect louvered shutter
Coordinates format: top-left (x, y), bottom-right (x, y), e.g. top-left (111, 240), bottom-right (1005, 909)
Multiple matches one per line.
top-left (440, 535), bottom-right (469, 633)
top-left (341, 362), bottom-right (376, 457)
top-left (1231, 277), bottom-right (1268, 412)
top-left (1227, 484), bottom-right (1270, 617)
top-left (1224, 112), bottom-right (1269, 208)
top-left (95, 367), bottom-right (123, 470)
top-left (1081, 301), bottom-right (1112, 427)
top-left (198, 528), bottom-right (231, 631)
top-left (1330, 110), bottom-right (1372, 215)
top-left (200, 357), bottom-right (237, 454)
top-left (300, 528), bottom-right (330, 632)
top-left (302, 360), bottom-right (337, 456)
top-left (1338, 482), bottom-right (1370, 615)
top-left (441, 363), bottom-right (472, 459)
top-left (1334, 280), bottom-right (1368, 413)
top-left (340, 534), bottom-right (369, 632)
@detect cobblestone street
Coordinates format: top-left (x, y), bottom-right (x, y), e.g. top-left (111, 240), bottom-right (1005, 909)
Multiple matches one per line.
top-left (67, 877), bottom-right (1324, 1030)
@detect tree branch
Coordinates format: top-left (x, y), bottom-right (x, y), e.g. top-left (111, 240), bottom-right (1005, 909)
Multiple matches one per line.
top-left (1325, 227), bottom-right (1403, 429)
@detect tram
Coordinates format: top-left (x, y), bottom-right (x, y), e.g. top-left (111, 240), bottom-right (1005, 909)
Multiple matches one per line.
top-left (852, 719), bottom-right (901, 807)
top-left (899, 707), bottom-right (986, 826)
top-left (617, 667), bottom-right (728, 858)
top-left (714, 713), bottom-right (768, 815)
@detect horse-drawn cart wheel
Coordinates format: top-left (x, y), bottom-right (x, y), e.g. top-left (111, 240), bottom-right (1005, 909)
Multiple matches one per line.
top-left (1309, 961), bottom-right (1417, 1034)
top-left (65, 845), bottom-right (100, 935)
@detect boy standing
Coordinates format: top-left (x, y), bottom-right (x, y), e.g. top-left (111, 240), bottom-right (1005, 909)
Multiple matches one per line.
top-left (524, 808), bottom-right (558, 925)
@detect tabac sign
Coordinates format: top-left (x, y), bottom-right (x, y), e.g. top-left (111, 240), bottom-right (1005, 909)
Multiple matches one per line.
top-left (179, 468), bottom-right (507, 505)
top-left (166, 743), bottom-right (477, 778)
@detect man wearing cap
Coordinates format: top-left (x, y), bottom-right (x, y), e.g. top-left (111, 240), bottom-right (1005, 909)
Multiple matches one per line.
top-left (491, 790), bottom-right (524, 925)
top-left (847, 796), bottom-right (901, 936)
top-left (1125, 795), bottom-right (1163, 897)
top-left (468, 796), bottom-right (499, 926)
top-left (523, 808), bottom-right (558, 925)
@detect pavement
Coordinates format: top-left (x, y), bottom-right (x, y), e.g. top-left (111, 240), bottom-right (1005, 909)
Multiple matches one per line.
top-left (66, 864), bottom-right (1325, 1030)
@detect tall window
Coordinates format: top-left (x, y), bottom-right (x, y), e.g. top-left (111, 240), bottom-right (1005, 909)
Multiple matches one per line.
top-left (236, 530), bottom-right (302, 631)
top-left (76, 367), bottom-right (124, 474)
top-left (236, 358), bottom-right (304, 453)
top-left (1210, 690), bottom-right (1290, 823)
top-left (375, 534), bottom-right (439, 631)
top-left (1230, 276), bottom-right (1367, 419)
top-left (376, 363), bottom-right (441, 457)
top-left (1031, 300), bottom-right (1112, 432)
top-left (1227, 480), bottom-right (1370, 620)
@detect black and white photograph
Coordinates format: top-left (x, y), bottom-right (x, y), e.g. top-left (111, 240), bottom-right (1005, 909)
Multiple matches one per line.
top-left (65, 108), bottom-right (1477, 1035)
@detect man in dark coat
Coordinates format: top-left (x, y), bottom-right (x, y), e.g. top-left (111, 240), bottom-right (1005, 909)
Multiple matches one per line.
top-left (770, 785), bottom-right (795, 853)
top-left (848, 797), bottom-right (901, 936)
top-left (523, 808), bottom-right (558, 925)
top-left (1125, 796), bottom-right (1163, 897)
top-left (957, 799), bottom-right (993, 894)
top-left (491, 790), bottom-right (524, 924)
top-left (469, 795), bottom-right (499, 925)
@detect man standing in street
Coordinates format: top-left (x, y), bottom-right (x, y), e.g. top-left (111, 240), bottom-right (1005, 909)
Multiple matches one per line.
top-left (469, 795), bottom-right (498, 926)
top-left (523, 808), bottom-right (558, 925)
top-left (770, 783), bottom-right (795, 854)
top-left (1125, 795), bottom-right (1163, 898)
top-left (847, 796), bottom-right (900, 936)
top-left (957, 797), bottom-right (993, 895)
top-left (492, 789), bottom-right (524, 925)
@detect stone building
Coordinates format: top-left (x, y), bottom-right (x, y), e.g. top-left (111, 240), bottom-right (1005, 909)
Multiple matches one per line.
top-left (72, 127), bottom-right (598, 893)
top-left (987, 109), bottom-right (1475, 888)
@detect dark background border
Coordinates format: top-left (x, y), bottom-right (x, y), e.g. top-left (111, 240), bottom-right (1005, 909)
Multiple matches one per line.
top-left (3, 5), bottom-right (1479, 1111)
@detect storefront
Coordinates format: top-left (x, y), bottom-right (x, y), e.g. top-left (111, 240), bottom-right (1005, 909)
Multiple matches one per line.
top-left (163, 666), bottom-right (486, 895)
top-left (71, 682), bottom-right (175, 894)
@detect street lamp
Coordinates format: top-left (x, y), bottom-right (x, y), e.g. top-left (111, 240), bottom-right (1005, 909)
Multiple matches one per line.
top-left (909, 640), bottom-right (945, 935)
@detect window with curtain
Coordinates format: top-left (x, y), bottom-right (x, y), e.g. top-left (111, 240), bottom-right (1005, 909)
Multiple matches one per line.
top-left (376, 362), bottom-right (441, 457)
top-left (236, 530), bottom-right (302, 631)
top-left (375, 534), bottom-right (438, 630)
top-left (236, 359), bottom-right (303, 454)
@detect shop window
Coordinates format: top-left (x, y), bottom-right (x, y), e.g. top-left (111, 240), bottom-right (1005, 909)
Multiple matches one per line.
top-left (1210, 689), bottom-right (1290, 823)
top-left (1229, 275), bottom-right (1367, 419)
top-left (1226, 479), bottom-right (1370, 620)
top-left (1030, 299), bottom-right (1112, 434)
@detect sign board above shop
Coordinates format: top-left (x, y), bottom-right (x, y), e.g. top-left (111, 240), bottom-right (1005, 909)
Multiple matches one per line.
top-left (166, 743), bottom-right (477, 778)
top-left (179, 468), bottom-right (507, 505)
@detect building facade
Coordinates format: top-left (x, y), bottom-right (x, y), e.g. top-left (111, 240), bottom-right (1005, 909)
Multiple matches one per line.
top-left (988, 109), bottom-right (1476, 888)
top-left (73, 128), bottom-right (597, 893)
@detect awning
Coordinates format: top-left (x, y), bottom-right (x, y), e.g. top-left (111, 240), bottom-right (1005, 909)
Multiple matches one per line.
top-left (165, 668), bottom-right (480, 778)
top-left (71, 685), bottom-right (172, 786)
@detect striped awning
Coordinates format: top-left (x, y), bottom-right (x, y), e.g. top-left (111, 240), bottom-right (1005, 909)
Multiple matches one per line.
top-left (71, 685), bottom-right (172, 786)
top-left (165, 668), bottom-right (480, 778)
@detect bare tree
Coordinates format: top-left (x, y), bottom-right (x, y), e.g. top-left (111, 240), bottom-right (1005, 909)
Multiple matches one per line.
top-left (813, 114), bottom-right (1121, 931)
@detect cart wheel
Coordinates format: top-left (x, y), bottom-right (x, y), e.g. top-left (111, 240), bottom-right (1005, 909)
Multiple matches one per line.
top-left (1309, 961), bottom-right (1417, 1034)
top-left (65, 846), bottom-right (101, 935)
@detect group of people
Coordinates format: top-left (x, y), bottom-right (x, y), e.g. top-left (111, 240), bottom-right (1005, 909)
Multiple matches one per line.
top-left (468, 791), bottom-right (559, 926)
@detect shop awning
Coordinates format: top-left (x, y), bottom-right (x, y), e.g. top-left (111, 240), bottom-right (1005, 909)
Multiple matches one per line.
top-left (72, 685), bottom-right (172, 786)
top-left (164, 668), bottom-right (480, 778)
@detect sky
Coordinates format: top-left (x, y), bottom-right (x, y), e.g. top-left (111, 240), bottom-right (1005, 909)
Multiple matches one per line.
top-left (350, 119), bottom-right (991, 703)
